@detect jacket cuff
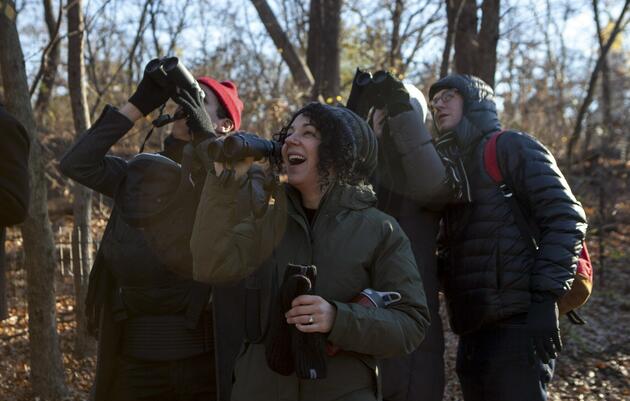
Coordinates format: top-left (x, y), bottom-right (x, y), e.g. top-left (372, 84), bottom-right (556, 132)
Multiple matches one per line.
top-left (327, 300), bottom-right (352, 346)
top-left (104, 105), bottom-right (137, 129)
top-left (532, 291), bottom-right (559, 303)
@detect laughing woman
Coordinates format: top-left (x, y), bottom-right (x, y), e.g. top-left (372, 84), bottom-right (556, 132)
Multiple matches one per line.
top-left (191, 103), bottom-right (429, 401)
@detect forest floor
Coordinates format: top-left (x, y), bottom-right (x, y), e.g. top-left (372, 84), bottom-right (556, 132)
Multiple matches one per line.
top-left (1, 161), bottom-right (629, 401)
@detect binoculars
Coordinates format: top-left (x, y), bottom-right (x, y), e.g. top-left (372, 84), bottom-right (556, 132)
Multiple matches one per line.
top-left (346, 68), bottom-right (399, 119)
top-left (145, 57), bottom-right (205, 100)
top-left (207, 132), bottom-right (283, 163)
top-left (282, 263), bottom-right (317, 310)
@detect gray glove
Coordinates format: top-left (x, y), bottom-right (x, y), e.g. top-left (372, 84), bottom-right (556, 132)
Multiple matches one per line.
top-left (173, 87), bottom-right (216, 144)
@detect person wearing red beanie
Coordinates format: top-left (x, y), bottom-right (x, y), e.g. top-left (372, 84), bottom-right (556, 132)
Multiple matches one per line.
top-left (58, 61), bottom-right (252, 401)
top-left (196, 77), bottom-right (244, 131)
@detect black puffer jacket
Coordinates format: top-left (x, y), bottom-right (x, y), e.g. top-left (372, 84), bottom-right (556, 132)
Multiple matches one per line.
top-left (430, 75), bottom-right (587, 335)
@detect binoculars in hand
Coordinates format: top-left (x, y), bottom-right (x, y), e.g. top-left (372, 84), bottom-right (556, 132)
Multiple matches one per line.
top-left (146, 57), bottom-right (204, 100)
top-left (346, 68), bottom-right (400, 120)
top-left (207, 132), bottom-right (283, 163)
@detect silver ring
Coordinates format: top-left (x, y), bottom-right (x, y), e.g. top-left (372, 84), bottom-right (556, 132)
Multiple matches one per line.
top-left (308, 315), bottom-right (314, 324)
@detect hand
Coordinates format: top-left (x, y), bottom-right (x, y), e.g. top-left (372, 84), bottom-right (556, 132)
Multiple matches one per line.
top-left (526, 301), bottom-right (562, 364)
top-left (128, 58), bottom-right (171, 116)
top-left (382, 72), bottom-right (413, 118)
top-left (213, 155), bottom-right (254, 179)
top-left (285, 295), bottom-right (336, 334)
top-left (372, 108), bottom-right (388, 138)
top-left (174, 87), bottom-right (216, 144)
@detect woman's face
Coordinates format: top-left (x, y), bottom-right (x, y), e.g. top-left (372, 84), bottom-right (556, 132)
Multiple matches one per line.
top-left (282, 113), bottom-right (322, 194)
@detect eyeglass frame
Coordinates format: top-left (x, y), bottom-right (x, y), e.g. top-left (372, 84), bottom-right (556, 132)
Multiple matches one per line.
top-left (429, 89), bottom-right (459, 112)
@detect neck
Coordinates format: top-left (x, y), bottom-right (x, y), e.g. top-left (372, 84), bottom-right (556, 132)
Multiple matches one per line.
top-left (298, 185), bottom-right (325, 210)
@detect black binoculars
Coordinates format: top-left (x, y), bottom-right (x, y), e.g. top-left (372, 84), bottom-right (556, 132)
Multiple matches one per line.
top-left (207, 132), bottom-right (282, 163)
top-left (282, 263), bottom-right (317, 309)
top-left (346, 68), bottom-right (399, 119)
top-left (146, 57), bottom-right (204, 100)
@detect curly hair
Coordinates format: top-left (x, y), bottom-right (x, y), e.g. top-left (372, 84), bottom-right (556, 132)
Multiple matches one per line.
top-left (275, 103), bottom-right (359, 188)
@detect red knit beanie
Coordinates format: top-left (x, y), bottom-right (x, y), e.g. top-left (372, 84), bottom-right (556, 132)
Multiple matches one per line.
top-left (196, 77), bottom-right (244, 130)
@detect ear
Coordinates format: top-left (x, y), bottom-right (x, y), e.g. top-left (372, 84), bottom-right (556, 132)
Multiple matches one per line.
top-left (217, 118), bottom-right (235, 133)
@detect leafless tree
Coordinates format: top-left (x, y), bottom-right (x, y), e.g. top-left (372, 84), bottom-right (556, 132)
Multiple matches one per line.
top-left (566, 0), bottom-right (629, 167)
top-left (0, 1), bottom-right (67, 398)
top-left (67, 0), bottom-right (95, 358)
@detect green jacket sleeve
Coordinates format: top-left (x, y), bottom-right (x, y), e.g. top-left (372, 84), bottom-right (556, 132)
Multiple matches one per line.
top-left (191, 171), bottom-right (283, 285)
top-left (327, 217), bottom-right (430, 358)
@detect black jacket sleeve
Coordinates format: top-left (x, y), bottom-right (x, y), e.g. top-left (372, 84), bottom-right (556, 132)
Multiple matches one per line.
top-left (0, 106), bottom-right (30, 226)
top-left (500, 132), bottom-right (587, 302)
top-left (59, 105), bottom-right (134, 198)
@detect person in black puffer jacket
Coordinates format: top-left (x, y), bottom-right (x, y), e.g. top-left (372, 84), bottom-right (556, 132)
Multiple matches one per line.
top-left (429, 74), bottom-right (587, 401)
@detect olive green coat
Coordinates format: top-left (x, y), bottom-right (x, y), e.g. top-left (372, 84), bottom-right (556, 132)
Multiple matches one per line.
top-left (191, 173), bottom-right (430, 401)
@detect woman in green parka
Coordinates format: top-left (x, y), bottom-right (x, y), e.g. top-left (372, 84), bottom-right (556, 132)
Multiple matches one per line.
top-left (191, 103), bottom-right (430, 401)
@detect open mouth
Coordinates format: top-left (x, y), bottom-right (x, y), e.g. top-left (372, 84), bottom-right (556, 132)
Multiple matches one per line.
top-left (288, 154), bottom-right (306, 166)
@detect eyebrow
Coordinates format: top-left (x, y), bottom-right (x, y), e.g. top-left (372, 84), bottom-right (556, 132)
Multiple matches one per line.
top-left (289, 121), bottom-right (316, 131)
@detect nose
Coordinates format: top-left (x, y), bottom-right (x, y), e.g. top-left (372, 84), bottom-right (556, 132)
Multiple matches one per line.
top-left (285, 133), bottom-right (300, 145)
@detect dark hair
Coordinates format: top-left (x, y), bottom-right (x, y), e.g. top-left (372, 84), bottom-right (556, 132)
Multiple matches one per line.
top-left (215, 102), bottom-right (229, 120)
top-left (276, 103), bottom-right (357, 188)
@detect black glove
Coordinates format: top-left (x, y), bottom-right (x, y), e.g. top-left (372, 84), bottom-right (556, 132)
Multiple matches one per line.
top-left (382, 72), bottom-right (413, 118)
top-left (128, 59), bottom-right (171, 116)
top-left (174, 87), bottom-right (216, 144)
top-left (526, 300), bottom-right (562, 364)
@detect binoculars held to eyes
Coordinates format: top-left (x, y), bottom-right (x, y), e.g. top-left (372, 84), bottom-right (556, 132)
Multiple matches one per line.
top-left (146, 57), bottom-right (205, 100)
top-left (207, 132), bottom-right (283, 163)
top-left (346, 68), bottom-right (401, 120)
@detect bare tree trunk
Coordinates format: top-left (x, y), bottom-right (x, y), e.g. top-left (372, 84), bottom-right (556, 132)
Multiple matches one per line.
top-left (307, 0), bottom-right (342, 101)
top-left (389, 0), bottom-right (404, 72)
top-left (0, 228), bottom-right (6, 320)
top-left (590, 0), bottom-right (614, 157)
top-left (34, 0), bottom-right (62, 121)
top-left (453, 0), bottom-right (477, 75)
top-left (67, 0), bottom-right (94, 358)
top-left (450, 0), bottom-right (500, 87)
top-left (250, 0), bottom-right (314, 93)
top-left (440, 0), bottom-right (458, 78)
top-left (477, 0), bottom-right (500, 87)
top-left (566, 0), bottom-right (629, 167)
top-left (126, 0), bottom-right (152, 93)
top-left (0, 2), bottom-right (67, 399)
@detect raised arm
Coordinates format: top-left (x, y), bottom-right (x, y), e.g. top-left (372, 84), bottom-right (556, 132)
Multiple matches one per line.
top-left (58, 104), bottom-right (140, 197)
top-left (191, 166), bottom-right (279, 284)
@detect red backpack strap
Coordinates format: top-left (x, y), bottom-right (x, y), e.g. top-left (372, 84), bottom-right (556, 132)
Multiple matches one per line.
top-left (484, 130), bottom-right (505, 183)
top-left (577, 241), bottom-right (593, 281)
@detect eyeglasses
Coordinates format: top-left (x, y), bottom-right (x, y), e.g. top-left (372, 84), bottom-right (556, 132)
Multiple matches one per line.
top-left (430, 89), bottom-right (458, 111)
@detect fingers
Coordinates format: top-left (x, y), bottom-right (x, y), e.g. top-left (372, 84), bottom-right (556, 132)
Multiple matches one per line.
top-left (174, 88), bottom-right (197, 109)
top-left (295, 321), bottom-right (326, 333)
top-left (285, 304), bottom-right (319, 319)
top-left (174, 95), bottom-right (193, 112)
top-left (291, 294), bottom-right (322, 308)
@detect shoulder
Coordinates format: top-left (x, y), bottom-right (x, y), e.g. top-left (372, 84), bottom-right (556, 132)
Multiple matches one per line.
top-left (497, 130), bottom-right (549, 155)
top-left (495, 130), bottom-right (557, 170)
top-left (0, 107), bottom-right (29, 149)
top-left (358, 206), bottom-right (407, 241)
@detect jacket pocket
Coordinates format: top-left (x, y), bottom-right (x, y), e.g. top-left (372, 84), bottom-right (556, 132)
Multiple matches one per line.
top-left (357, 354), bottom-right (381, 400)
